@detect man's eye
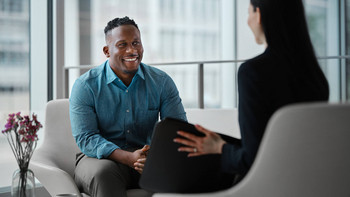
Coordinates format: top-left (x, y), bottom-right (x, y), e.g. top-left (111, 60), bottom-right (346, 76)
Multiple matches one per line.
top-left (133, 41), bottom-right (140, 45)
top-left (118, 43), bottom-right (126, 47)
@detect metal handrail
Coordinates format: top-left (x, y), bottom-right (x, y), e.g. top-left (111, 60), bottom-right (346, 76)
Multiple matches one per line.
top-left (63, 59), bottom-right (247, 108)
top-left (63, 55), bottom-right (350, 108)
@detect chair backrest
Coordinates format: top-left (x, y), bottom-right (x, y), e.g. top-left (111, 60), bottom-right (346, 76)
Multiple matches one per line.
top-left (40, 99), bottom-right (80, 177)
top-left (185, 108), bottom-right (240, 138)
top-left (229, 102), bottom-right (350, 197)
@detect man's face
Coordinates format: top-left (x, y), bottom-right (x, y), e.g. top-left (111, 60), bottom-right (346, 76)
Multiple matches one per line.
top-left (103, 25), bottom-right (144, 76)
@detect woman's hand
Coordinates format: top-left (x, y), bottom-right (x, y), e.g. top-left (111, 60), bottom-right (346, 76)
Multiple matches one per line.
top-left (173, 124), bottom-right (226, 157)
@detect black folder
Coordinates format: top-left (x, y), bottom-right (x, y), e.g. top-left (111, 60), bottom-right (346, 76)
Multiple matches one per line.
top-left (139, 118), bottom-right (233, 193)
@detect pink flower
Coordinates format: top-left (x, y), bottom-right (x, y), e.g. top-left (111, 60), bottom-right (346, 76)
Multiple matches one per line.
top-left (2, 112), bottom-right (42, 169)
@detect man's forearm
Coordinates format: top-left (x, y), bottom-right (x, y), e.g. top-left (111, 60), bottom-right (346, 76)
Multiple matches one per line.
top-left (108, 148), bottom-right (135, 167)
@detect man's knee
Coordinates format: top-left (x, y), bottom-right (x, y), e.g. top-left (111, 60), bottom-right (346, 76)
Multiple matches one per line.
top-left (93, 159), bottom-right (129, 184)
top-left (79, 158), bottom-right (131, 196)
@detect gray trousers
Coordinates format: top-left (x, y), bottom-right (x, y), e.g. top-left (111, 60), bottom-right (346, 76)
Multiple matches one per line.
top-left (74, 152), bottom-right (142, 197)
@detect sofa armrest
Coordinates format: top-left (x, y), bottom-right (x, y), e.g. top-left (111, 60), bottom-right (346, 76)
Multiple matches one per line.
top-left (30, 151), bottom-right (81, 197)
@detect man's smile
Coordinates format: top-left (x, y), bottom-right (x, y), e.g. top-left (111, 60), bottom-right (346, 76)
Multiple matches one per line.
top-left (123, 57), bottom-right (138, 62)
top-left (123, 55), bottom-right (139, 63)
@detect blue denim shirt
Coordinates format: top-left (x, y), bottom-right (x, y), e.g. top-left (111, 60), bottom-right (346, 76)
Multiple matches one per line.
top-left (69, 60), bottom-right (187, 159)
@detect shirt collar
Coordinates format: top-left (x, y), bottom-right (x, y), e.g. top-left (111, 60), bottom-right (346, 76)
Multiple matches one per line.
top-left (136, 63), bottom-right (145, 80)
top-left (106, 60), bottom-right (145, 84)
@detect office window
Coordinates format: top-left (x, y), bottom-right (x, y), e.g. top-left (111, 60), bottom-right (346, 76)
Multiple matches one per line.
top-left (63, 0), bottom-right (347, 108)
top-left (305, 0), bottom-right (328, 56)
top-left (304, 0), bottom-right (341, 101)
top-left (0, 0), bottom-right (23, 13)
top-left (63, 0), bottom-right (347, 105)
top-left (0, 0), bottom-right (29, 187)
top-left (65, 0), bottom-right (222, 108)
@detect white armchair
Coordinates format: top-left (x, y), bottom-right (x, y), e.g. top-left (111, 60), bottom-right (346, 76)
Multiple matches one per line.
top-left (153, 102), bottom-right (350, 197)
top-left (30, 99), bottom-right (150, 197)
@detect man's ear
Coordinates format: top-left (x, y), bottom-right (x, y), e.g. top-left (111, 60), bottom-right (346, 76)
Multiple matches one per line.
top-left (103, 46), bottom-right (110, 58)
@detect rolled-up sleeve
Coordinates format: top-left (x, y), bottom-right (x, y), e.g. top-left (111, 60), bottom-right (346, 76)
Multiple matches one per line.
top-left (69, 79), bottom-right (118, 159)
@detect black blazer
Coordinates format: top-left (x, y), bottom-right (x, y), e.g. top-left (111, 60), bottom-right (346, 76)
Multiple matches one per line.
top-left (221, 47), bottom-right (329, 176)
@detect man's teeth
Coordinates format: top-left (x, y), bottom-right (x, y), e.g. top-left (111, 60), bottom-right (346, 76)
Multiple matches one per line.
top-left (124, 58), bottom-right (137, 62)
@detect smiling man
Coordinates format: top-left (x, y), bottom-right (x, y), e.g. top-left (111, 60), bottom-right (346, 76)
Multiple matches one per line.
top-left (69, 16), bottom-right (187, 197)
top-left (103, 20), bottom-right (144, 86)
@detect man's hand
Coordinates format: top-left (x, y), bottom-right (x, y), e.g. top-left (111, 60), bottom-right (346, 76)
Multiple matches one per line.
top-left (134, 158), bottom-right (146, 174)
top-left (133, 145), bottom-right (150, 174)
top-left (141, 145), bottom-right (150, 155)
top-left (108, 145), bottom-right (150, 170)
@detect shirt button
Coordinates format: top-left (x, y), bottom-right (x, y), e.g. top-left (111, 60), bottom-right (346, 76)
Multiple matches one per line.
top-left (127, 130), bottom-right (130, 133)
top-left (126, 109), bottom-right (129, 113)
top-left (126, 90), bottom-right (128, 93)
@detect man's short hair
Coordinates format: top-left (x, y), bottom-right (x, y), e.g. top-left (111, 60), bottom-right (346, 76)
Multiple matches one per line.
top-left (104, 16), bottom-right (139, 35)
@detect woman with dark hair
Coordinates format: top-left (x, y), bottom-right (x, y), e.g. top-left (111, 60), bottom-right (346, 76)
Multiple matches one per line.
top-left (174, 0), bottom-right (329, 188)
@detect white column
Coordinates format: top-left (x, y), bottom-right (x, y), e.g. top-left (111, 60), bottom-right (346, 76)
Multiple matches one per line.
top-left (220, 0), bottom-right (236, 108)
top-left (65, 0), bottom-right (80, 97)
top-left (30, 0), bottom-right (48, 116)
